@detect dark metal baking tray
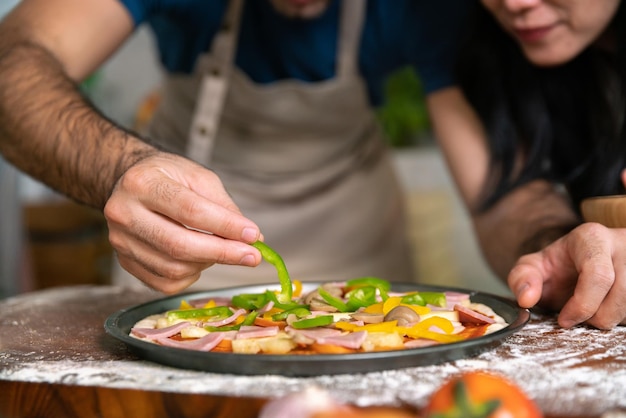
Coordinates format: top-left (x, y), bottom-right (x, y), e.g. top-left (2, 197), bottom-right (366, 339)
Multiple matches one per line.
top-left (105, 282), bottom-right (529, 376)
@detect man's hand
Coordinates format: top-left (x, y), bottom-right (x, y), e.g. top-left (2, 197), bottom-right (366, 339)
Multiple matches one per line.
top-left (104, 152), bottom-right (262, 294)
top-left (509, 223), bottom-right (626, 329)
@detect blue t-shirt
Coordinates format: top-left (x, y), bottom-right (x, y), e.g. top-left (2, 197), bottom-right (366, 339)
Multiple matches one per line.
top-left (118, 0), bottom-right (471, 106)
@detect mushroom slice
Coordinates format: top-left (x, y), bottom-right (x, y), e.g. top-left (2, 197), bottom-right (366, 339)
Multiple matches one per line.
top-left (303, 283), bottom-right (344, 312)
top-left (350, 312), bottom-right (385, 324)
top-left (383, 306), bottom-right (420, 326)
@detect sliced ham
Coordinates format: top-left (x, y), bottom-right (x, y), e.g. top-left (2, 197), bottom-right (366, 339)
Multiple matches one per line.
top-left (428, 323), bottom-right (465, 335)
top-left (404, 339), bottom-right (439, 349)
top-left (316, 331), bottom-right (368, 349)
top-left (220, 330), bottom-right (239, 340)
top-left (257, 301), bottom-right (275, 315)
top-left (131, 321), bottom-right (191, 339)
top-left (203, 308), bottom-right (247, 327)
top-left (285, 327), bottom-right (343, 340)
top-left (454, 304), bottom-right (496, 325)
top-left (156, 332), bottom-right (225, 351)
top-left (443, 292), bottom-right (470, 309)
top-left (236, 325), bottom-right (279, 339)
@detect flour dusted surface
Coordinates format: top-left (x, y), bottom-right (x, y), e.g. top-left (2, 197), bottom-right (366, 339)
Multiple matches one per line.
top-left (1, 285), bottom-right (625, 417)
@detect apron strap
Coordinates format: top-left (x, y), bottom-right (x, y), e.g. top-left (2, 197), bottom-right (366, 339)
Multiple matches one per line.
top-left (336, 0), bottom-right (366, 77)
top-left (186, 0), bottom-right (244, 164)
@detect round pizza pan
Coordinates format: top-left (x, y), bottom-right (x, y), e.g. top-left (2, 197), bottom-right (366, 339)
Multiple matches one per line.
top-left (104, 282), bottom-right (530, 376)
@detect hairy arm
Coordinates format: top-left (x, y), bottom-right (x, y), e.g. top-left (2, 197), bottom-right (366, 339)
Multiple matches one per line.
top-left (0, 0), bottom-right (263, 293)
top-left (0, 0), bottom-right (157, 209)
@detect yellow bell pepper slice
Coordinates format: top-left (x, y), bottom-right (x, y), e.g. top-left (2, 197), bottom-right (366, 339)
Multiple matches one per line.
top-left (354, 320), bottom-right (399, 333)
top-left (402, 328), bottom-right (464, 343)
top-left (335, 320), bottom-right (400, 334)
top-left (263, 307), bottom-right (283, 320)
top-left (292, 280), bottom-right (303, 297)
top-left (178, 300), bottom-right (194, 310)
top-left (400, 303), bottom-right (431, 316)
top-left (179, 299), bottom-right (218, 310)
top-left (334, 322), bottom-right (357, 331)
top-left (202, 299), bottom-right (217, 309)
top-left (383, 296), bottom-right (402, 314)
top-left (397, 316), bottom-right (463, 343)
top-left (381, 296), bottom-right (431, 315)
top-left (412, 316), bottom-right (455, 334)
top-left (363, 302), bottom-right (384, 314)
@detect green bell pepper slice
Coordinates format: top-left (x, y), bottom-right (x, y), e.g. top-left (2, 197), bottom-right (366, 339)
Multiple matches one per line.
top-left (345, 286), bottom-right (378, 310)
top-left (167, 306), bottom-right (233, 321)
top-left (291, 315), bottom-right (334, 329)
top-left (263, 290), bottom-right (306, 311)
top-left (346, 276), bottom-right (391, 291)
top-left (346, 276), bottom-right (390, 301)
top-left (231, 293), bottom-right (268, 310)
top-left (271, 306), bottom-right (311, 321)
top-left (401, 292), bottom-right (426, 306)
top-left (318, 287), bottom-right (350, 312)
top-left (419, 291), bottom-right (447, 307)
top-left (252, 241), bottom-right (292, 304)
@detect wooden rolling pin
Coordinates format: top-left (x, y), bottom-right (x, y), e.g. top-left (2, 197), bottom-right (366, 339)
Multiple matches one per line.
top-left (581, 195), bottom-right (626, 227)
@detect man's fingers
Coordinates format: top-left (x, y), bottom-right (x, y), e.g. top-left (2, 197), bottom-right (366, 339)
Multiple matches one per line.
top-left (111, 209), bottom-right (261, 266)
top-left (104, 153), bottom-right (264, 293)
top-left (118, 256), bottom-right (202, 295)
top-left (137, 174), bottom-right (260, 243)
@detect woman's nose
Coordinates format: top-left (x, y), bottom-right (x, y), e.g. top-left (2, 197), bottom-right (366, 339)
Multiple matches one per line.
top-left (503, 0), bottom-right (541, 12)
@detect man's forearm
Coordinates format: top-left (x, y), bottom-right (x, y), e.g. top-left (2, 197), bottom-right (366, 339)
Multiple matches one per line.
top-left (472, 180), bottom-right (581, 279)
top-left (0, 41), bottom-right (158, 209)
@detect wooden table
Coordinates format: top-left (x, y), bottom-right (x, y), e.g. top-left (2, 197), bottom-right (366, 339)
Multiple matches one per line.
top-left (1, 285), bottom-right (625, 418)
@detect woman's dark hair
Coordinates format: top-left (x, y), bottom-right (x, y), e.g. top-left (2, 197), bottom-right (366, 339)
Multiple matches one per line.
top-left (457, 1), bottom-right (626, 214)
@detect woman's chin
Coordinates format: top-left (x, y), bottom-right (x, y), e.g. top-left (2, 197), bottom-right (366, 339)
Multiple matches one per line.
top-left (521, 47), bottom-right (578, 68)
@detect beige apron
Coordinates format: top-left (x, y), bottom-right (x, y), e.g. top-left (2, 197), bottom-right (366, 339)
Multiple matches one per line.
top-left (113, 0), bottom-right (414, 290)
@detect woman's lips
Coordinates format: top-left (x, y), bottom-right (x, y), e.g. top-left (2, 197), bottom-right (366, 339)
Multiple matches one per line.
top-left (513, 25), bottom-right (555, 43)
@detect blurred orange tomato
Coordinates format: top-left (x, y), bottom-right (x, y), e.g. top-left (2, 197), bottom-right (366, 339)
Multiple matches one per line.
top-left (423, 371), bottom-right (543, 418)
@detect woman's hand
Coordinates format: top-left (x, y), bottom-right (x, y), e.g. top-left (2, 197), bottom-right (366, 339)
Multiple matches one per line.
top-left (508, 222), bottom-right (626, 329)
top-left (103, 152), bottom-right (262, 294)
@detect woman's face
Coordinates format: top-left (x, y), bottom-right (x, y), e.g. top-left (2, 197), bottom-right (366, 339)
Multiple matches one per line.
top-left (481, 0), bottom-right (621, 66)
top-left (269, 0), bottom-right (331, 19)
